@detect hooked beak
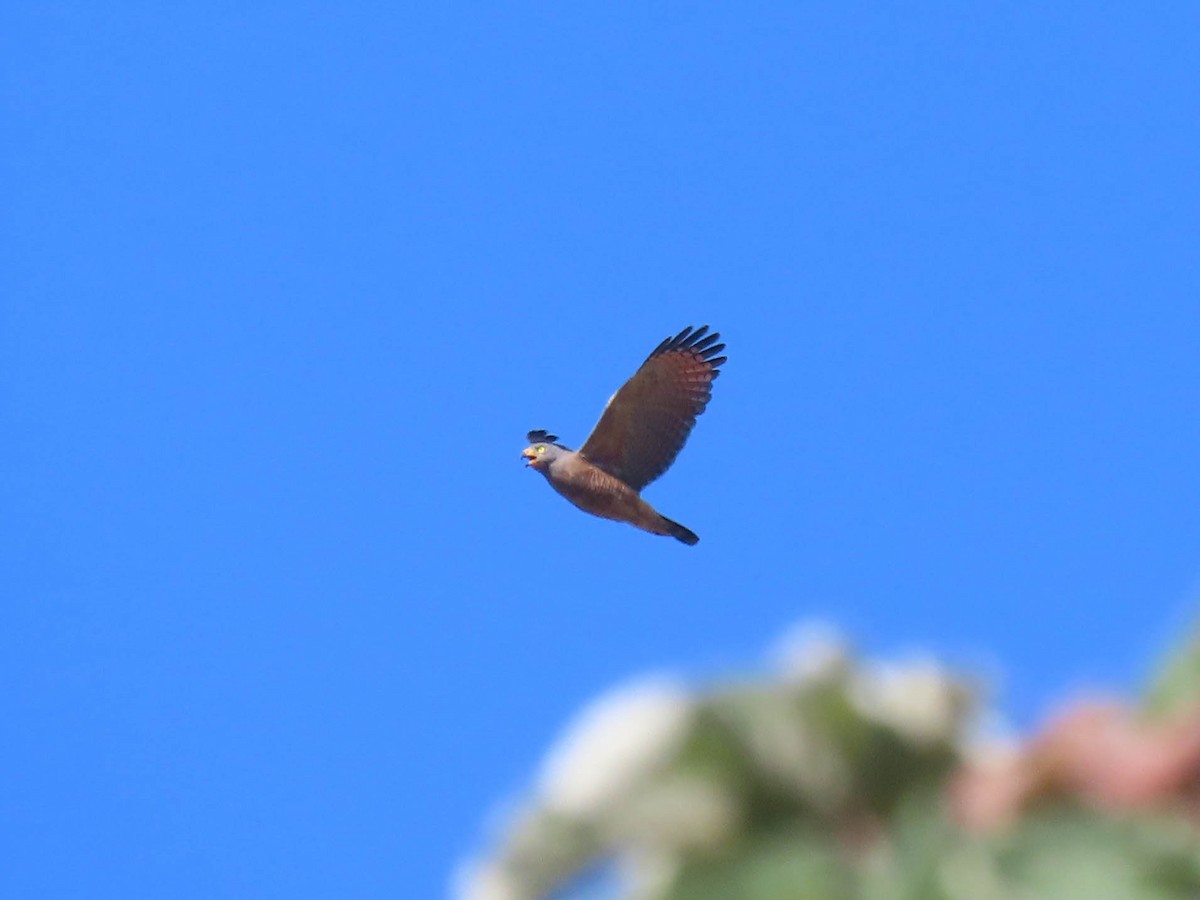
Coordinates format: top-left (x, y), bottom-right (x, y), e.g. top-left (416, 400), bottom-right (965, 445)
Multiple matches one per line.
top-left (521, 447), bottom-right (537, 467)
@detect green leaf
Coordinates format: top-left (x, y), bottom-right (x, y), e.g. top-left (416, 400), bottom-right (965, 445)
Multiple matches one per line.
top-left (663, 828), bottom-right (854, 900)
top-left (1144, 623), bottom-right (1200, 717)
top-left (989, 810), bottom-right (1200, 900)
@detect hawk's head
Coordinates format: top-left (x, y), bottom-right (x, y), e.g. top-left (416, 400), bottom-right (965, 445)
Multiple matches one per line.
top-left (522, 430), bottom-right (570, 470)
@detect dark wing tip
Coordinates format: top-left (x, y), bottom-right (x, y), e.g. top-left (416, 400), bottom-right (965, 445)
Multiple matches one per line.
top-left (649, 325), bottom-right (728, 360)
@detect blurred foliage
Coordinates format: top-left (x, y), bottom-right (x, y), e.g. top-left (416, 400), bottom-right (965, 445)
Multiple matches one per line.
top-left (460, 630), bottom-right (1200, 900)
top-left (1145, 625), bottom-right (1200, 719)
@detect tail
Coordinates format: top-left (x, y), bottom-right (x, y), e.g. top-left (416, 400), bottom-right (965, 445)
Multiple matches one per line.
top-left (660, 515), bottom-right (699, 546)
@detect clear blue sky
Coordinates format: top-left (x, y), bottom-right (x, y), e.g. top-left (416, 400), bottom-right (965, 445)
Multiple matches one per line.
top-left (5, 5), bottom-right (1199, 898)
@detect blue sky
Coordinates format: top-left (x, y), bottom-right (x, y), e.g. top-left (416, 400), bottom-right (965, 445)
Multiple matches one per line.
top-left (4, 4), bottom-right (1200, 898)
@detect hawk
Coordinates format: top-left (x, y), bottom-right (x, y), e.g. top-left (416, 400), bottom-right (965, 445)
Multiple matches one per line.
top-left (522, 325), bottom-right (726, 545)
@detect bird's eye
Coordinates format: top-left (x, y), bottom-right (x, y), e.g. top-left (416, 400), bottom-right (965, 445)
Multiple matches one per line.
top-left (536, 445), bottom-right (546, 454)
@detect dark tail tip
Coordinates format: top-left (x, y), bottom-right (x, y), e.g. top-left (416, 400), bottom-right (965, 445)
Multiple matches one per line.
top-left (661, 515), bottom-right (699, 546)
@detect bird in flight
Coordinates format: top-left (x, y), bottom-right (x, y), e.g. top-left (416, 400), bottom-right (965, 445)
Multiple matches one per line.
top-left (522, 325), bottom-right (726, 545)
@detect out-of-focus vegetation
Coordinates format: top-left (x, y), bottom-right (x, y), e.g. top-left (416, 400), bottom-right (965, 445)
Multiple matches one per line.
top-left (459, 626), bottom-right (1200, 900)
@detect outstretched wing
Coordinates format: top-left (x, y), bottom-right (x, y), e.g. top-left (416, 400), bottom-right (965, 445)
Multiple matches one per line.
top-left (578, 325), bottom-right (726, 491)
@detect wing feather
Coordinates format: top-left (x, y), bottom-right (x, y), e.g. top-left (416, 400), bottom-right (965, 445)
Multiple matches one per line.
top-left (578, 325), bottom-right (726, 491)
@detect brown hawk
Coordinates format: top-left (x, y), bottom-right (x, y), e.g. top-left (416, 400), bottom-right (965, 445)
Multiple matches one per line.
top-left (522, 325), bottom-right (726, 544)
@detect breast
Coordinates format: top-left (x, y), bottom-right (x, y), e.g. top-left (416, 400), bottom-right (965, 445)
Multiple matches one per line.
top-left (549, 456), bottom-right (642, 522)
